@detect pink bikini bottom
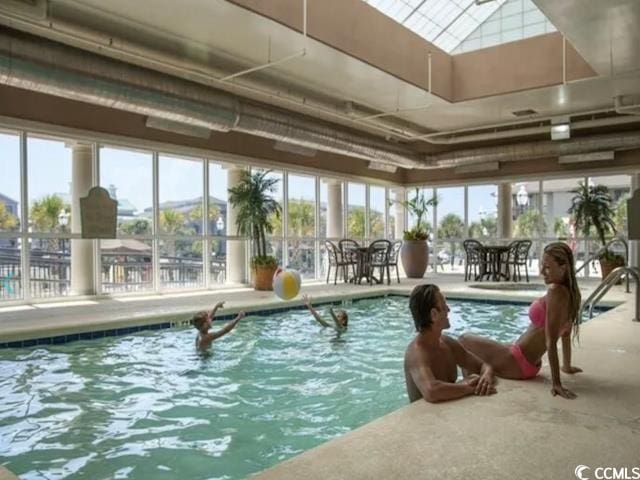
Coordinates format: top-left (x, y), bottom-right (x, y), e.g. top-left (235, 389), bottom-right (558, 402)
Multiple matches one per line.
top-left (509, 344), bottom-right (541, 379)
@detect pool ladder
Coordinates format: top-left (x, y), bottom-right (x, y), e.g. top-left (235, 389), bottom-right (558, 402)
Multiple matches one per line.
top-left (580, 266), bottom-right (640, 322)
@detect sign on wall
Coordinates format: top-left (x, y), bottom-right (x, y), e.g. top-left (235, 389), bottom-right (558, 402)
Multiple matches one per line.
top-left (80, 186), bottom-right (117, 239)
top-left (628, 188), bottom-right (640, 240)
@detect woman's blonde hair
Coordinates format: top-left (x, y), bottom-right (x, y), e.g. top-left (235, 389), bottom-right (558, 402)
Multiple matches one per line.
top-left (543, 242), bottom-right (582, 337)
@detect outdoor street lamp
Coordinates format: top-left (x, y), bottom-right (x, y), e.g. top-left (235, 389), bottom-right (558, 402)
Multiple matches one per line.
top-left (58, 210), bottom-right (70, 254)
top-left (216, 216), bottom-right (224, 235)
top-left (516, 184), bottom-right (529, 214)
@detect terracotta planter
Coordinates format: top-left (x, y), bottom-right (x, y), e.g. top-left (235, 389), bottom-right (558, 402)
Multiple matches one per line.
top-left (599, 257), bottom-right (625, 282)
top-left (401, 240), bottom-right (429, 278)
top-left (253, 264), bottom-right (278, 290)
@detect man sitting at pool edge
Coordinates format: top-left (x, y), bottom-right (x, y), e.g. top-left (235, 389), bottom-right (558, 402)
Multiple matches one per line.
top-left (404, 284), bottom-right (496, 403)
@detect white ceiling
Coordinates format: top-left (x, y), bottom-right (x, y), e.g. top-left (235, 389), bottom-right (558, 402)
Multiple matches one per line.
top-left (4, 0), bottom-right (640, 139)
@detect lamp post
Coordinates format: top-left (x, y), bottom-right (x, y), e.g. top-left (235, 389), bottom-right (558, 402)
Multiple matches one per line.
top-left (216, 216), bottom-right (225, 235)
top-left (516, 184), bottom-right (529, 215)
top-left (58, 209), bottom-right (70, 254)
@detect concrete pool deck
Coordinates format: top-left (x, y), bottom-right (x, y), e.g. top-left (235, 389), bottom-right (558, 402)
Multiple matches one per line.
top-left (0, 275), bottom-right (628, 343)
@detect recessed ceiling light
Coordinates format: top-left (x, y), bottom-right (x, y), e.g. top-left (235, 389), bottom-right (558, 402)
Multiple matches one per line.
top-left (551, 123), bottom-right (570, 140)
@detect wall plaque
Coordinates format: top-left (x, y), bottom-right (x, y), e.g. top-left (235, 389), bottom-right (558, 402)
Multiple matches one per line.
top-left (80, 186), bottom-right (117, 239)
top-left (628, 188), bottom-right (640, 240)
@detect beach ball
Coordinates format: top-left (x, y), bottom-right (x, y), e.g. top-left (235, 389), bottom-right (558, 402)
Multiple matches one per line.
top-left (273, 269), bottom-right (301, 300)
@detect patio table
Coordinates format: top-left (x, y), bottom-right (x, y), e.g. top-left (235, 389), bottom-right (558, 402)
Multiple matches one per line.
top-left (480, 245), bottom-right (511, 281)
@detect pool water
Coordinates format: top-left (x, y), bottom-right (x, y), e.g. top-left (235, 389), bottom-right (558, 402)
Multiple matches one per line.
top-left (0, 296), bottom-right (531, 480)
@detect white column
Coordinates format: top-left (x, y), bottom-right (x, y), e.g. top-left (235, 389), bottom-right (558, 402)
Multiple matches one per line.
top-left (392, 187), bottom-right (406, 239)
top-left (226, 166), bottom-right (247, 284)
top-left (70, 143), bottom-right (94, 295)
top-left (327, 180), bottom-right (343, 239)
top-left (630, 173), bottom-right (640, 269)
top-left (497, 182), bottom-right (512, 239)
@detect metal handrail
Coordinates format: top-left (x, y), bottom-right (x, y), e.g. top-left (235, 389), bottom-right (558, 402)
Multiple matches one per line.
top-left (580, 266), bottom-right (639, 322)
top-left (575, 237), bottom-right (629, 292)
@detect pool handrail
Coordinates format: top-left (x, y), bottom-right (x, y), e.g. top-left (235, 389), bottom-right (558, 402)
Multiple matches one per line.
top-left (580, 266), bottom-right (639, 322)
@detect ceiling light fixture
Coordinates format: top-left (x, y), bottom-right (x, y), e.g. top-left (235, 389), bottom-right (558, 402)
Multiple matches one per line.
top-left (550, 116), bottom-right (571, 140)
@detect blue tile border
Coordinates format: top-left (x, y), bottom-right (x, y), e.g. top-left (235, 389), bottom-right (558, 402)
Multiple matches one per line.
top-left (0, 294), bottom-right (611, 350)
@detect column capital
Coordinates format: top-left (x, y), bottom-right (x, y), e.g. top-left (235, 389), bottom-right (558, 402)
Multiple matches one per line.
top-left (65, 141), bottom-right (93, 151)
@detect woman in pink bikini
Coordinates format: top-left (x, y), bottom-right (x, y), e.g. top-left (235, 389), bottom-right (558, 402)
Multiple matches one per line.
top-left (459, 242), bottom-right (582, 399)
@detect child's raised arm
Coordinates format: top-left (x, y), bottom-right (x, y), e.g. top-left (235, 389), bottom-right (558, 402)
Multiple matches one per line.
top-left (209, 311), bottom-right (245, 341)
top-left (302, 294), bottom-right (331, 328)
top-left (210, 301), bottom-right (225, 318)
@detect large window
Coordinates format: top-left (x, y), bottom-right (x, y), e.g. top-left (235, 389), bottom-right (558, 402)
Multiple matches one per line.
top-left (436, 187), bottom-right (465, 273)
top-left (100, 146), bottom-right (154, 293)
top-left (159, 154), bottom-right (204, 290)
top-left (0, 132), bottom-right (21, 300)
top-left (347, 182), bottom-right (366, 240)
top-left (369, 186), bottom-right (386, 239)
top-left (209, 162), bottom-right (228, 285)
top-left (27, 136), bottom-right (73, 298)
top-left (287, 174), bottom-right (316, 278)
top-left (467, 185), bottom-right (497, 240)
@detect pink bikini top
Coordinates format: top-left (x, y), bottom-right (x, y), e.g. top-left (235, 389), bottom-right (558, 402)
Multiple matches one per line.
top-left (528, 296), bottom-right (572, 336)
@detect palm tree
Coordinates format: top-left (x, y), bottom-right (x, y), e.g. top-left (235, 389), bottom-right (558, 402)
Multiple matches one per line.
top-left (228, 169), bottom-right (281, 265)
top-left (437, 213), bottom-right (464, 266)
top-left (29, 195), bottom-right (70, 252)
top-left (160, 209), bottom-right (185, 235)
top-left (0, 202), bottom-right (18, 231)
top-left (568, 182), bottom-right (616, 247)
top-left (513, 208), bottom-right (546, 237)
top-left (288, 199), bottom-right (315, 237)
top-left (392, 188), bottom-right (437, 240)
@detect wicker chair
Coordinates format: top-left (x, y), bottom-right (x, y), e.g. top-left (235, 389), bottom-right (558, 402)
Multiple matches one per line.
top-left (325, 240), bottom-right (353, 284)
top-left (338, 239), bottom-right (360, 282)
top-left (386, 240), bottom-right (402, 284)
top-left (366, 239), bottom-right (391, 285)
top-left (463, 239), bottom-right (487, 281)
top-left (504, 240), bottom-right (532, 282)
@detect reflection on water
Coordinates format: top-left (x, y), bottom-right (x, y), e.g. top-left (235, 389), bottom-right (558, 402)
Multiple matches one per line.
top-left (0, 296), bottom-right (529, 480)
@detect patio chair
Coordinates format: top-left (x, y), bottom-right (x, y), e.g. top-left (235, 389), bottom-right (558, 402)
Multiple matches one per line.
top-left (338, 239), bottom-right (360, 282)
top-left (367, 239), bottom-right (391, 285)
top-left (504, 240), bottom-right (532, 282)
top-left (463, 239), bottom-right (487, 282)
top-left (386, 240), bottom-right (402, 284)
top-left (325, 240), bottom-right (353, 285)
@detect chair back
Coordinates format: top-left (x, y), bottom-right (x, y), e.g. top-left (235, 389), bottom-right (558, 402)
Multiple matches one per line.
top-left (515, 240), bottom-right (532, 262)
top-left (339, 239), bottom-right (360, 263)
top-left (368, 239), bottom-right (391, 265)
top-left (325, 240), bottom-right (340, 266)
top-left (388, 240), bottom-right (402, 265)
top-left (463, 239), bottom-right (485, 264)
top-left (506, 240), bottom-right (519, 261)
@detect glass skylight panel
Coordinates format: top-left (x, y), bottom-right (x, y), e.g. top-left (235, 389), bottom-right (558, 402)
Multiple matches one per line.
top-left (362, 0), bottom-right (508, 52)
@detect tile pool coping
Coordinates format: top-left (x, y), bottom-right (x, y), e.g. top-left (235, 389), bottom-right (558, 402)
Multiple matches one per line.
top-left (0, 290), bottom-right (614, 349)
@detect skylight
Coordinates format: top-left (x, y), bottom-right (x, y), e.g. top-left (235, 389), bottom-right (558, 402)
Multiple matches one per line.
top-left (362, 0), bottom-right (509, 53)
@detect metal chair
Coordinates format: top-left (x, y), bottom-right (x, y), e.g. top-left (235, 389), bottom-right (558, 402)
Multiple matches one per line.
top-left (338, 239), bottom-right (360, 282)
top-left (325, 240), bottom-right (353, 285)
top-left (463, 239), bottom-right (487, 281)
top-left (504, 240), bottom-right (532, 282)
top-left (366, 239), bottom-right (391, 285)
top-left (386, 240), bottom-right (402, 284)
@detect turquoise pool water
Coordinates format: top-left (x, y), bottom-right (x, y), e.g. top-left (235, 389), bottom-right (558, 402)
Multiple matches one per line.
top-left (0, 296), bottom-right (531, 479)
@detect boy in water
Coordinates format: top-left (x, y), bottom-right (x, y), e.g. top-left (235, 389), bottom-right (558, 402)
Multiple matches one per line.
top-left (302, 294), bottom-right (348, 333)
top-left (191, 301), bottom-right (245, 350)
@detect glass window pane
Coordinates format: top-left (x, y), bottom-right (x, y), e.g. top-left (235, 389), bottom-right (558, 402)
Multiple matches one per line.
top-left (388, 189), bottom-right (398, 239)
top-left (541, 178), bottom-right (580, 241)
top-left (159, 154), bottom-right (203, 235)
top-left (407, 188), bottom-right (435, 234)
top-left (288, 174), bottom-right (315, 237)
top-left (369, 186), bottom-right (386, 239)
top-left (437, 187), bottom-right (465, 273)
top-left (287, 240), bottom-right (315, 278)
top-left (0, 132), bottom-right (21, 232)
top-left (347, 183), bottom-right (366, 240)
top-left (101, 239), bottom-right (153, 293)
top-left (0, 238), bottom-right (22, 300)
top-left (210, 239), bottom-right (226, 285)
top-left (159, 239), bottom-right (203, 290)
top-left (512, 181), bottom-right (543, 238)
top-left (253, 169), bottom-right (283, 238)
top-left (30, 239), bottom-right (70, 298)
top-left (208, 163), bottom-right (228, 236)
top-left (28, 137), bottom-right (72, 235)
top-left (467, 185), bottom-right (498, 240)
top-left (588, 174), bottom-right (631, 238)
top-left (100, 146), bottom-right (153, 236)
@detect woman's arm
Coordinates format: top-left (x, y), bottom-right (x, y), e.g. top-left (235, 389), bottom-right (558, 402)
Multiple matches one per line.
top-left (545, 287), bottom-right (577, 399)
top-left (561, 334), bottom-right (583, 374)
top-left (302, 295), bottom-right (331, 328)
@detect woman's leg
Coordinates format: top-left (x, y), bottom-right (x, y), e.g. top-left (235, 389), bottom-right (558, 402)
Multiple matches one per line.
top-left (459, 333), bottom-right (523, 379)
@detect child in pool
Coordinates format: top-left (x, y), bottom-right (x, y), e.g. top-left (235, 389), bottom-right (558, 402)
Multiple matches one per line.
top-left (191, 301), bottom-right (245, 350)
top-left (302, 294), bottom-right (348, 333)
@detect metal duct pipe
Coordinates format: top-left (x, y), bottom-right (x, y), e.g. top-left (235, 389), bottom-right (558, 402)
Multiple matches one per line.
top-left (423, 130), bottom-right (640, 168)
top-left (0, 28), bottom-right (423, 169)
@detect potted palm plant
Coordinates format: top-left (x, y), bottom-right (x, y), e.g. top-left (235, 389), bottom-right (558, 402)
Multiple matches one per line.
top-left (568, 182), bottom-right (624, 279)
top-left (228, 169), bottom-right (281, 290)
top-left (396, 188), bottom-right (436, 278)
